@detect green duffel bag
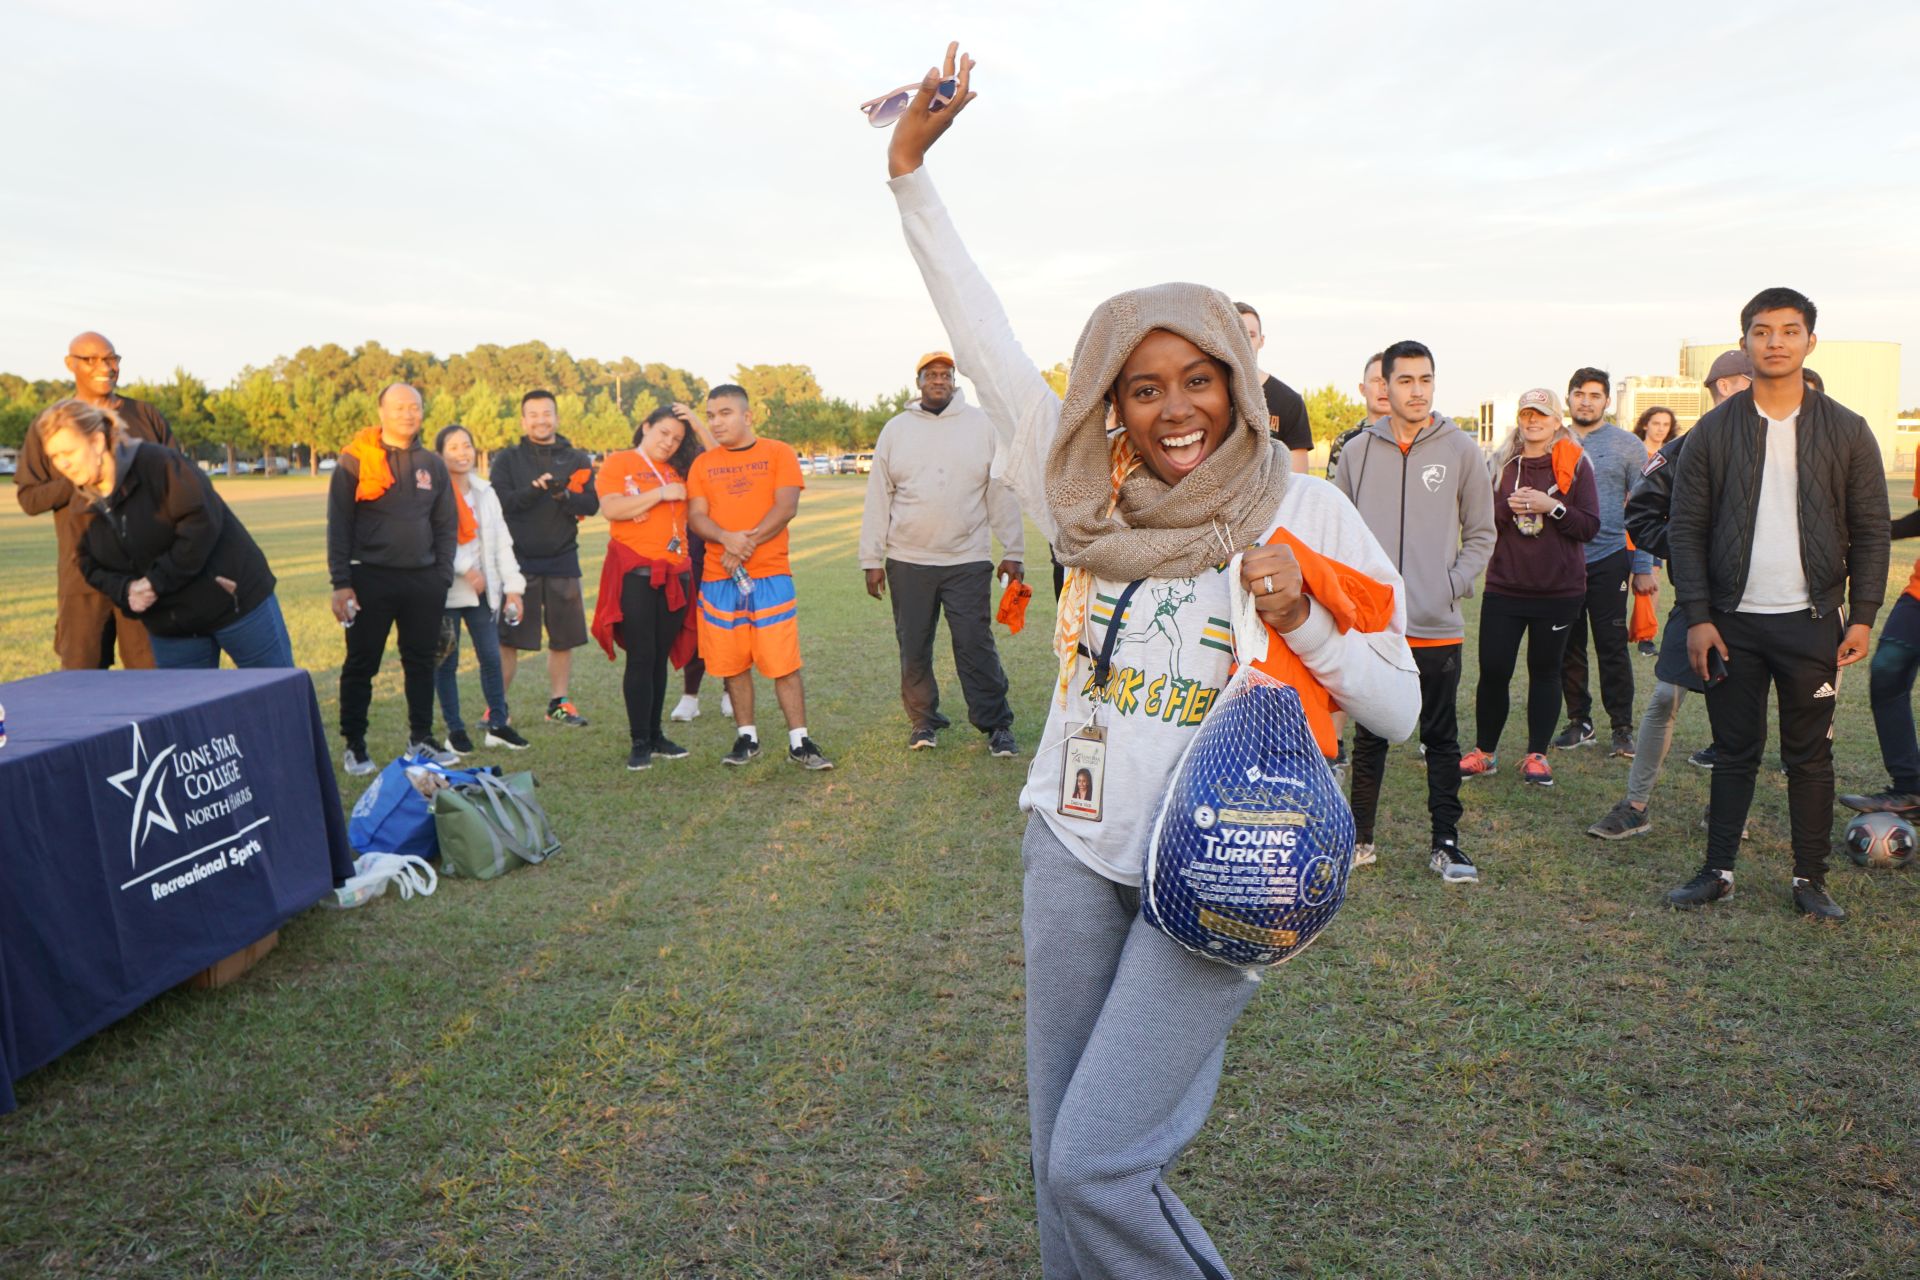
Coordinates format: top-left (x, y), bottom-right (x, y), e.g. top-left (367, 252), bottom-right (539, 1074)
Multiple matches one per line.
top-left (431, 771), bottom-right (561, 880)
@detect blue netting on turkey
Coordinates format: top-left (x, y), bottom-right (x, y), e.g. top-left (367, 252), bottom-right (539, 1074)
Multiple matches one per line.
top-left (1143, 668), bottom-right (1356, 967)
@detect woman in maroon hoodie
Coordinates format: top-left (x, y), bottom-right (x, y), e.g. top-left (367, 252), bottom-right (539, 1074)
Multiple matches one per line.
top-left (1461, 388), bottom-right (1600, 787)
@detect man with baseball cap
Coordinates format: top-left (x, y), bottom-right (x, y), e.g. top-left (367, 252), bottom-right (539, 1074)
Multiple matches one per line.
top-left (1589, 349), bottom-right (1753, 841)
top-left (860, 351), bottom-right (1025, 754)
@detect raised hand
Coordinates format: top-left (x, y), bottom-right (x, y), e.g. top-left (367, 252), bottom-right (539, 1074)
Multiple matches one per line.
top-left (887, 41), bottom-right (978, 179)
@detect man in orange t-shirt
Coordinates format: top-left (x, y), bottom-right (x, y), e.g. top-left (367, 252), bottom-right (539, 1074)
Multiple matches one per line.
top-left (686, 384), bottom-right (833, 770)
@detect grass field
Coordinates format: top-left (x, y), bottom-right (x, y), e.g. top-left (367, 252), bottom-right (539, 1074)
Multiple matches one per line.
top-left (2, 474), bottom-right (1917, 1279)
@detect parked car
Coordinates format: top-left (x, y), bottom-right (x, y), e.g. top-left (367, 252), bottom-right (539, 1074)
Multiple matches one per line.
top-left (811, 454), bottom-right (829, 474)
top-left (835, 453), bottom-right (858, 475)
top-left (0, 449), bottom-right (17, 476)
top-left (797, 456), bottom-right (815, 476)
top-left (855, 452), bottom-right (875, 474)
top-left (319, 457), bottom-right (338, 472)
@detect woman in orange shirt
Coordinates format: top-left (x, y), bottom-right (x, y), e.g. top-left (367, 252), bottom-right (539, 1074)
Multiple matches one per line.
top-left (596, 407), bottom-right (692, 770)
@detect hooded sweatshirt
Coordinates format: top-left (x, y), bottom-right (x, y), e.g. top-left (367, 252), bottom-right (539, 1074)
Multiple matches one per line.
top-left (491, 432), bottom-right (600, 577)
top-left (1331, 415), bottom-right (1496, 641)
top-left (858, 385), bottom-right (1025, 569)
top-left (891, 164), bottom-right (1421, 884)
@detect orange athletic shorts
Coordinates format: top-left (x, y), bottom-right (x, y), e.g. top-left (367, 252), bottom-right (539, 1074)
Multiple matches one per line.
top-left (696, 574), bottom-right (802, 680)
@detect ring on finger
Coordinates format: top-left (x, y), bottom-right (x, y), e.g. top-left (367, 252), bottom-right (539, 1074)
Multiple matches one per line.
top-left (1263, 574), bottom-right (1274, 595)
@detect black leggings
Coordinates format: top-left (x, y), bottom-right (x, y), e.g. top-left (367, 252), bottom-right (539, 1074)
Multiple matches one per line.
top-left (1475, 592), bottom-right (1584, 755)
top-left (620, 570), bottom-right (688, 747)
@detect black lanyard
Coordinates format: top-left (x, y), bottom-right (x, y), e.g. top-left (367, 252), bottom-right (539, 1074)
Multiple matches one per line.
top-left (1089, 579), bottom-right (1146, 697)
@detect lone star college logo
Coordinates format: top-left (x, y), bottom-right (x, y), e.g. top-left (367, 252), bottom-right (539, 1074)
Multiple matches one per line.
top-left (105, 723), bottom-right (179, 868)
top-left (1422, 463), bottom-right (1447, 492)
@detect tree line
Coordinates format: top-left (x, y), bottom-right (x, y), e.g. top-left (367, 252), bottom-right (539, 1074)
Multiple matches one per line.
top-left (0, 341), bottom-right (921, 475)
top-left (0, 340), bottom-right (1378, 475)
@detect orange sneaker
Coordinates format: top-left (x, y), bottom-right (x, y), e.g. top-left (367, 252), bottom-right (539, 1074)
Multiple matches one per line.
top-left (1458, 748), bottom-right (1498, 778)
top-left (1521, 752), bottom-right (1555, 787)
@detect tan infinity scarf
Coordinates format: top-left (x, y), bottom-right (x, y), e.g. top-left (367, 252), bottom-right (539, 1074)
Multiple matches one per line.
top-left (1046, 283), bottom-right (1290, 700)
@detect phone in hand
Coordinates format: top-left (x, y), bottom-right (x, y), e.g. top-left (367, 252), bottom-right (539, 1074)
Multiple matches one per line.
top-left (1705, 648), bottom-right (1729, 688)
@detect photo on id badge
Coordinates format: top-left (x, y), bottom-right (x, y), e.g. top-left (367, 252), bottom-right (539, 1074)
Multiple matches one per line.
top-left (1059, 725), bottom-right (1107, 822)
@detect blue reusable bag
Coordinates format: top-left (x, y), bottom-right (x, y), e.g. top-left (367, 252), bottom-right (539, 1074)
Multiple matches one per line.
top-left (1142, 668), bottom-right (1355, 967)
top-left (348, 752), bottom-right (494, 859)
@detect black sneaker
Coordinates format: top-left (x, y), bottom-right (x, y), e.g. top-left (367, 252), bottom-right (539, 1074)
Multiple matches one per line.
top-left (789, 737), bottom-right (835, 770)
top-left (989, 728), bottom-right (1020, 757)
top-left (1588, 798), bottom-right (1651, 840)
top-left (651, 736), bottom-right (689, 760)
top-left (1552, 719), bottom-right (1596, 750)
top-left (626, 744), bottom-right (653, 771)
top-left (1667, 867), bottom-right (1733, 909)
top-left (1637, 640), bottom-right (1658, 658)
top-left (722, 734), bottom-right (761, 766)
top-left (1609, 728), bottom-right (1635, 759)
top-left (343, 740), bottom-right (376, 777)
top-left (1792, 877), bottom-right (1845, 921)
top-left (1838, 789), bottom-right (1920, 815)
top-left (1688, 744), bottom-right (1718, 770)
top-left (410, 736), bottom-right (461, 766)
top-left (447, 728), bottom-right (475, 754)
top-left (547, 698), bottom-right (589, 727)
top-left (485, 723), bottom-right (531, 750)
top-left (908, 728), bottom-right (938, 751)
top-left (1428, 840), bottom-right (1478, 884)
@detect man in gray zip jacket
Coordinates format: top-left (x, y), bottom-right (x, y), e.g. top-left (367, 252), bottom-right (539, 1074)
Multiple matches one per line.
top-left (1333, 340), bottom-right (1496, 883)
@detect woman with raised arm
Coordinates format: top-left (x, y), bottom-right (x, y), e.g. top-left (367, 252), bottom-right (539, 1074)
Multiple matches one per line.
top-left (881, 44), bottom-right (1420, 1278)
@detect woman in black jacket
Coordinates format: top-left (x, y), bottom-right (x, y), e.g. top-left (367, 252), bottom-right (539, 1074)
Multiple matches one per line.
top-left (32, 398), bottom-right (292, 669)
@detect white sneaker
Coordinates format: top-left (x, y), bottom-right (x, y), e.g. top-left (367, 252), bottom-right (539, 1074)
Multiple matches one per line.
top-left (1351, 842), bottom-right (1376, 868)
top-left (721, 691), bottom-right (734, 718)
top-left (669, 694), bottom-right (700, 723)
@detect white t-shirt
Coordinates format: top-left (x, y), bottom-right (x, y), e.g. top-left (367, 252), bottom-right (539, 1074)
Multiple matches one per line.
top-left (1737, 410), bottom-right (1812, 614)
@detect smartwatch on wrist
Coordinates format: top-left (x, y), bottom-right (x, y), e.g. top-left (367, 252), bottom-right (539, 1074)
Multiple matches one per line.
top-left (1549, 501), bottom-right (1567, 520)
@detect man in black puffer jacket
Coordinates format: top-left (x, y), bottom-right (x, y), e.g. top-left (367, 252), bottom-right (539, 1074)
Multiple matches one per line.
top-left (1664, 288), bottom-right (1890, 920)
top-left (490, 390), bottom-right (600, 728)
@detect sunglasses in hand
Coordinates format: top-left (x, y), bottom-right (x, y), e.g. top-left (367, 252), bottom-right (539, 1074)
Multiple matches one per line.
top-left (860, 77), bottom-right (956, 128)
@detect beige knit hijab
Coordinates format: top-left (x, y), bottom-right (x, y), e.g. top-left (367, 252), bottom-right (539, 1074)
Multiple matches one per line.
top-left (1046, 282), bottom-right (1289, 582)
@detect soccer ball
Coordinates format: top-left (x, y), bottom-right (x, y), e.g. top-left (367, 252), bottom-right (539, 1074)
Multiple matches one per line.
top-left (1843, 812), bottom-right (1918, 869)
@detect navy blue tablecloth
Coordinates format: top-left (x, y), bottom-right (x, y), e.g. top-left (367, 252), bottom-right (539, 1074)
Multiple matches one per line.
top-left (0, 669), bottom-right (354, 1114)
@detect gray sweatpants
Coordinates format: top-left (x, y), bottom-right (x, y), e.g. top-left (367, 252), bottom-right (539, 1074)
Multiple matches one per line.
top-left (1626, 679), bottom-right (1687, 806)
top-left (1022, 815), bottom-right (1262, 1279)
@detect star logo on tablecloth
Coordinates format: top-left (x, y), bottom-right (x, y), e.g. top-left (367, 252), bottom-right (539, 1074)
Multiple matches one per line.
top-left (105, 723), bottom-right (179, 868)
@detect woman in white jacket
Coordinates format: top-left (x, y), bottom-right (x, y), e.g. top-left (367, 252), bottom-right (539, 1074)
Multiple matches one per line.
top-left (882, 46), bottom-right (1420, 1279)
top-left (433, 424), bottom-right (528, 753)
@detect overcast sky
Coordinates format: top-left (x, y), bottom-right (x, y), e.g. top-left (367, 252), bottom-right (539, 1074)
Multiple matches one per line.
top-left (3, 0), bottom-right (1915, 414)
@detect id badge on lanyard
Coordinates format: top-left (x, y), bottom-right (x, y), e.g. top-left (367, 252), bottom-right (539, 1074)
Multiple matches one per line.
top-left (1058, 579), bottom-right (1143, 824)
top-left (641, 450), bottom-right (684, 555)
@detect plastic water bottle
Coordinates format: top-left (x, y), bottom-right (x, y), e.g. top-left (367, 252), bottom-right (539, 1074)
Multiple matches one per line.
top-left (0, 700), bottom-right (7, 749)
top-left (731, 564), bottom-right (753, 597)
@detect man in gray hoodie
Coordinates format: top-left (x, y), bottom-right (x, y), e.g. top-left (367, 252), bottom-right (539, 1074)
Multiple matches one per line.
top-left (1333, 339), bottom-right (1497, 883)
top-left (859, 352), bottom-right (1025, 756)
